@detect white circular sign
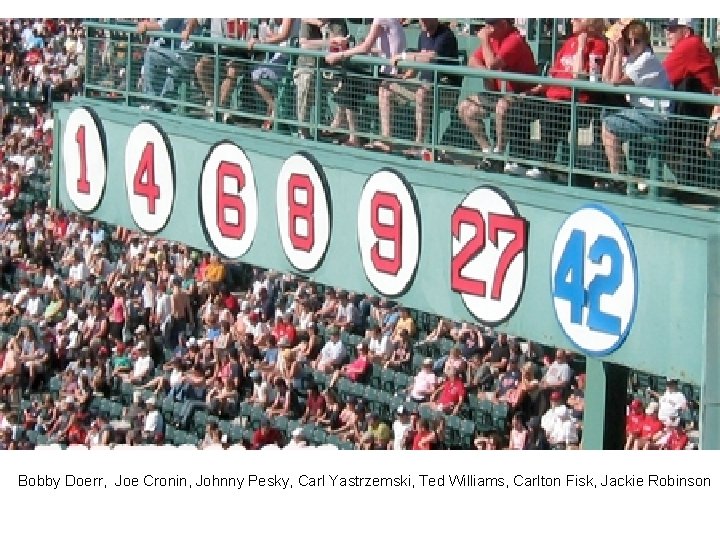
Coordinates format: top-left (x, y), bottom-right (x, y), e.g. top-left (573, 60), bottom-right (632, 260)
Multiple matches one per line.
top-left (124, 121), bottom-right (175, 234)
top-left (199, 142), bottom-right (258, 259)
top-left (63, 107), bottom-right (107, 213)
top-left (450, 186), bottom-right (528, 326)
top-left (276, 153), bottom-right (331, 272)
top-left (551, 204), bottom-right (638, 356)
top-left (357, 169), bottom-right (420, 297)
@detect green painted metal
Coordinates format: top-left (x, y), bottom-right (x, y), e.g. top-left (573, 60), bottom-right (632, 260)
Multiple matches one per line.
top-left (54, 98), bottom-right (717, 388)
top-left (584, 359), bottom-right (629, 450)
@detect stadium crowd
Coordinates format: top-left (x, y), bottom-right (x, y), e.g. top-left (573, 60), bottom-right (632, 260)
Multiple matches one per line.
top-left (0, 18), bottom-right (702, 450)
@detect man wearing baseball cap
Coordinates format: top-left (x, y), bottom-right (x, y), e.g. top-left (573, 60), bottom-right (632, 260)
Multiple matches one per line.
top-left (392, 405), bottom-right (412, 450)
top-left (663, 19), bottom-right (718, 96)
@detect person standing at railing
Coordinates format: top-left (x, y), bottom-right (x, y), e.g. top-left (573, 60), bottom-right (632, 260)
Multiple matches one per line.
top-left (136, 18), bottom-right (200, 108)
top-left (600, 20), bottom-right (671, 194)
top-left (325, 18), bottom-right (406, 149)
top-left (522, 18), bottom-right (607, 180)
top-left (457, 18), bottom-right (537, 170)
top-left (295, 19), bottom-right (349, 141)
top-left (246, 18), bottom-right (301, 131)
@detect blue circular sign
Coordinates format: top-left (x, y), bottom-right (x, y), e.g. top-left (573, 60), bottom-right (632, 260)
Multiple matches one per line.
top-left (550, 204), bottom-right (638, 356)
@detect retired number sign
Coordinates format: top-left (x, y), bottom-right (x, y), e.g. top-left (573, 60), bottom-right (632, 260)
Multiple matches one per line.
top-left (357, 169), bottom-right (421, 297)
top-left (63, 106), bottom-right (107, 213)
top-left (450, 186), bottom-right (528, 326)
top-left (124, 121), bottom-right (175, 234)
top-left (551, 204), bottom-right (638, 356)
top-left (199, 142), bottom-right (258, 259)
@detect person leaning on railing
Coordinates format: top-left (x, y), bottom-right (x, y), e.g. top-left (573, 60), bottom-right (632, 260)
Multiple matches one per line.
top-left (325, 18), bottom-right (407, 148)
top-left (599, 20), bottom-right (672, 194)
top-left (136, 18), bottom-right (200, 110)
top-left (521, 18), bottom-right (607, 182)
top-left (246, 18), bottom-right (301, 131)
top-left (379, 18), bottom-right (459, 156)
top-left (457, 18), bottom-right (537, 170)
top-left (295, 18), bottom-right (349, 141)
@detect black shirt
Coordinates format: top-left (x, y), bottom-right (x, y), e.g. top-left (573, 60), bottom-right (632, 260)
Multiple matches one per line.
top-left (417, 24), bottom-right (460, 84)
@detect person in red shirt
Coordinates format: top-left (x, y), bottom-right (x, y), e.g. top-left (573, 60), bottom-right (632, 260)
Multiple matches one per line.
top-left (428, 367), bottom-right (466, 415)
top-left (458, 18), bottom-right (537, 160)
top-left (250, 418), bottom-right (283, 449)
top-left (624, 398), bottom-right (645, 450)
top-left (523, 19), bottom-right (608, 180)
top-left (301, 383), bottom-right (326, 423)
top-left (662, 419), bottom-right (690, 450)
top-left (328, 342), bottom-right (371, 388)
top-left (634, 402), bottom-right (663, 450)
top-left (663, 19), bottom-right (719, 97)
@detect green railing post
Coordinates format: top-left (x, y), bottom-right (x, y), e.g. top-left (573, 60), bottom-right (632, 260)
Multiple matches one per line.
top-left (213, 44), bottom-right (220, 121)
top-left (125, 33), bottom-right (132, 106)
top-left (431, 69), bottom-right (439, 159)
top-left (313, 56), bottom-right (322, 141)
top-left (568, 87), bottom-right (577, 188)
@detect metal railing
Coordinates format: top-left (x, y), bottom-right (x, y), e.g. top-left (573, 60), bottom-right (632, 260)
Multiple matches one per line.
top-left (82, 22), bottom-right (720, 207)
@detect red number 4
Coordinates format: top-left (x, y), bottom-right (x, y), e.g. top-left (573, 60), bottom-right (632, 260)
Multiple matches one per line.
top-left (133, 142), bottom-right (161, 214)
top-left (451, 208), bottom-right (527, 301)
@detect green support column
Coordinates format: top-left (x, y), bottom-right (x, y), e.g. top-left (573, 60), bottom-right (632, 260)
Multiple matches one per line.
top-left (583, 358), bottom-right (628, 450)
top-left (701, 235), bottom-right (720, 450)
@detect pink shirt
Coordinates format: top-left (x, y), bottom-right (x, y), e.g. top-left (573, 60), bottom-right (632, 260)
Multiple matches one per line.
top-left (111, 297), bottom-right (125, 323)
top-left (411, 370), bottom-right (437, 401)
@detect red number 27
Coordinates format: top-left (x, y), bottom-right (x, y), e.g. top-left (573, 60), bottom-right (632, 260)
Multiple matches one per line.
top-left (451, 208), bottom-right (527, 301)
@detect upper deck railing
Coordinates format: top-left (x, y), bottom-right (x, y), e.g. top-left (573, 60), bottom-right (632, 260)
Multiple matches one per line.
top-left (82, 21), bottom-right (720, 208)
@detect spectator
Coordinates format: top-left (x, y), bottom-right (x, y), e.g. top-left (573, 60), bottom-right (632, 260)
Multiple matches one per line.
top-left (391, 405), bottom-right (412, 450)
top-left (601, 20), bottom-right (672, 193)
top-left (368, 18), bottom-right (458, 154)
top-left (313, 327), bottom-right (347, 373)
top-left (328, 342), bottom-right (371, 388)
top-left (537, 348), bottom-right (572, 415)
top-left (136, 18), bottom-right (199, 108)
top-left (407, 357), bottom-right (438, 403)
top-left (651, 379), bottom-right (688, 426)
top-left (251, 417), bottom-right (283, 449)
top-left (325, 18), bottom-right (406, 147)
top-left (285, 427), bottom-right (307, 449)
top-left (427, 367), bottom-right (465, 415)
top-left (246, 18), bottom-right (301, 131)
top-left (459, 18), bottom-right (537, 169)
top-left (540, 390), bottom-right (579, 449)
top-left (508, 412), bottom-right (528, 449)
top-left (633, 401), bottom-right (663, 450)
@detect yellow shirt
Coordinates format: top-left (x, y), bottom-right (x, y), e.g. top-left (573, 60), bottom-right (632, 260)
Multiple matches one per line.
top-left (204, 262), bottom-right (226, 283)
top-left (394, 315), bottom-right (416, 338)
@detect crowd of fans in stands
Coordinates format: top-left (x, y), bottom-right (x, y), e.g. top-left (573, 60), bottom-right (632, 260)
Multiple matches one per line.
top-left (0, 18), bottom-right (701, 450)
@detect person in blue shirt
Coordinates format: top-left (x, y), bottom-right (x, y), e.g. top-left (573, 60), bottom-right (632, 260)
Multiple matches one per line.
top-left (136, 18), bottom-right (200, 105)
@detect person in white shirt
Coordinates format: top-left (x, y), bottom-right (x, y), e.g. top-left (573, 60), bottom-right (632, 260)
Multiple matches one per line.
top-left (368, 326), bottom-right (393, 363)
top-left (67, 253), bottom-right (89, 287)
top-left (142, 397), bottom-right (164, 444)
top-left (24, 288), bottom-right (45, 320)
top-left (285, 427), bottom-right (308, 449)
top-left (313, 329), bottom-right (347, 373)
top-left (539, 349), bottom-right (572, 414)
top-left (408, 358), bottom-right (438, 402)
top-left (155, 287), bottom-right (172, 338)
top-left (126, 342), bottom-right (154, 385)
top-left (601, 20), bottom-right (672, 191)
top-left (247, 371), bottom-right (273, 408)
top-left (540, 391), bottom-right (579, 448)
top-left (392, 406), bottom-right (412, 450)
top-left (653, 379), bottom-right (688, 425)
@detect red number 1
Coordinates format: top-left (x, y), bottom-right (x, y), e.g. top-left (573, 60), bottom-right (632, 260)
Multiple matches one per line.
top-left (133, 142), bottom-right (161, 214)
top-left (76, 125), bottom-right (90, 194)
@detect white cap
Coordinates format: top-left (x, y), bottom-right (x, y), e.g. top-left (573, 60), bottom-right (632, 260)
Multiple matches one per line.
top-left (666, 18), bottom-right (696, 28)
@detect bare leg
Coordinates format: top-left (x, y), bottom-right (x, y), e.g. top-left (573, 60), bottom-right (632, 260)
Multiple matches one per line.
top-left (415, 85), bottom-right (429, 145)
top-left (495, 97), bottom-right (511, 152)
top-left (195, 56), bottom-right (214, 102)
top-left (602, 124), bottom-right (623, 175)
top-left (219, 65), bottom-right (238, 107)
top-left (459, 97), bottom-right (491, 151)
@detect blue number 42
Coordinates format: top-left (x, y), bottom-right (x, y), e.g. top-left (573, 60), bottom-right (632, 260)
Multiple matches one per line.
top-left (554, 229), bottom-right (623, 336)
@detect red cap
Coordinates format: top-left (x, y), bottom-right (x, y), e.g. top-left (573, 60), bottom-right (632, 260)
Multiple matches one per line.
top-left (550, 391), bottom-right (562, 402)
top-left (98, 347), bottom-right (108, 356)
top-left (630, 399), bottom-right (643, 410)
top-left (114, 343), bottom-right (126, 354)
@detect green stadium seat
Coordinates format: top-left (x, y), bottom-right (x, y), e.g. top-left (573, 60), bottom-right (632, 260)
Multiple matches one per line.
top-left (339, 440), bottom-right (355, 450)
top-left (363, 387), bottom-right (380, 415)
top-left (312, 370), bottom-right (328, 391)
top-left (381, 369), bottom-right (396, 393)
top-left (99, 398), bottom-right (112, 417)
top-left (109, 402), bottom-right (124, 420)
top-left (218, 420), bottom-right (232, 436)
top-left (193, 410), bottom-right (208, 438)
top-left (249, 406), bottom-right (267, 429)
top-left (165, 425), bottom-right (176, 442)
top-left (460, 419), bottom-right (476, 448)
top-left (239, 401), bottom-right (253, 420)
top-left (336, 378), bottom-right (352, 402)
top-left (36, 433), bottom-right (48, 446)
top-left (326, 434), bottom-right (342, 448)
top-left (185, 433), bottom-right (199, 447)
top-left (20, 399), bottom-right (31, 411)
top-left (369, 363), bottom-right (382, 389)
top-left (172, 429), bottom-right (186, 446)
top-left (493, 402), bottom-right (509, 432)
top-left (286, 419), bottom-right (300, 439)
top-left (273, 415), bottom-right (289, 434)
top-left (162, 397), bottom-right (174, 422)
top-left (473, 399), bottom-right (494, 432)
top-left (230, 424), bottom-right (245, 444)
top-left (445, 414), bottom-right (462, 448)
top-left (394, 372), bottom-right (410, 393)
top-left (311, 428), bottom-right (327, 446)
